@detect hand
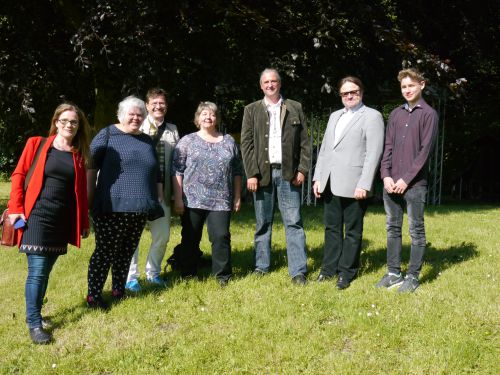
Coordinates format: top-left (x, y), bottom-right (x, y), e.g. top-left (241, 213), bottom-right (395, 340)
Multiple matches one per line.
top-left (393, 178), bottom-right (408, 194)
top-left (247, 177), bottom-right (259, 193)
top-left (313, 181), bottom-right (321, 198)
top-left (383, 177), bottom-right (396, 193)
top-left (354, 188), bottom-right (367, 200)
top-left (8, 213), bottom-right (25, 226)
top-left (174, 198), bottom-right (185, 216)
top-left (292, 172), bottom-right (305, 186)
top-left (233, 197), bottom-right (241, 213)
top-left (81, 228), bottom-right (90, 239)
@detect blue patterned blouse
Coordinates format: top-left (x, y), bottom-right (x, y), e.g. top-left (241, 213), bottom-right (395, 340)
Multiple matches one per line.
top-left (172, 133), bottom-right (242, 211)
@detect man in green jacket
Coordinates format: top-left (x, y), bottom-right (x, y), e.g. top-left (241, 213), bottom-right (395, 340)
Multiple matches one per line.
top-left (241, 68), bottom-right (311, 285)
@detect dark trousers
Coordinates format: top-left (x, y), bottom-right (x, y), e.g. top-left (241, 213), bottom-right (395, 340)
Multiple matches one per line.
top-left (87, 213), bottom-right (147, 298)
top-left (321, 185), bottom-right (368, 281)
top-left (383, 185), bottom-right (427, 277)
top-left (180, 207), bottom-right (232, 280)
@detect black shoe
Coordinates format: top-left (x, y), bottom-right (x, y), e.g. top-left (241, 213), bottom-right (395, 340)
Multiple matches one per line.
top-left (317, 274), bottom-right (333, 282)
top-left (336, 275), bottom-right (350, 290)
top-left (217, 278), bottom-right (229, 288)
top-left (86, 295), bottom-right (109, 310)
top-left (292, 274), bottom-right (307, 286)
top-left (29, 327), bottom-right (52, 345)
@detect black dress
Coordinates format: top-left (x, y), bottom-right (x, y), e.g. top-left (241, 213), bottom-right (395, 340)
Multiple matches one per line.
top-left (20, 147), bottom-right (76, 255)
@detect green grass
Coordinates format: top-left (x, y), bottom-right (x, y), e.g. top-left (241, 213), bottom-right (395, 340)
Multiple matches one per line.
top-left (0, 181), bottom-right (498, 374)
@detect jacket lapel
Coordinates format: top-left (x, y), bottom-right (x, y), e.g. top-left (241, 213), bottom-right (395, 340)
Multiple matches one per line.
top-left (334, 105), bottom-right (366, 147)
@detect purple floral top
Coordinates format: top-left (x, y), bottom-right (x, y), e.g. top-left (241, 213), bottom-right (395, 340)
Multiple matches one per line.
top-left (172, 133), bottom-right (242, 211)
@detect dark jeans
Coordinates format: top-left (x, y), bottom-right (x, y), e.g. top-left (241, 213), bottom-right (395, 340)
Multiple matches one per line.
top-left (25, 253), bottom-right (59, 329)
top-left (383, 185), bottom-right (427, 277)
top-left (321, 187), bottom-right (368, 281)
top-left (180, 207), bottom-right (232, 281)
top-left (87, 213), bottom-right (147, 298)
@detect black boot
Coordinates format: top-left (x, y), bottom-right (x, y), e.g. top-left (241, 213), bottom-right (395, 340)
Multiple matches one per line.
top-left (29, 327), bottom-right (52, 344)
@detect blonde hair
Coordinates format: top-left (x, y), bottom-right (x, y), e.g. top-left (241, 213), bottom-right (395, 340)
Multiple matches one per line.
top-left (193, 101), bottom-right (220, 129)
top-left (397, 68), bottom-right (425, 83)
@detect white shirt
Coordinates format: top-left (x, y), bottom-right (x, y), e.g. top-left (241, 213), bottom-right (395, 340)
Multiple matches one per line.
top-left (334, 103), bottom-right (363, 145)
top-left (265, 97), bottom-right (283, 164)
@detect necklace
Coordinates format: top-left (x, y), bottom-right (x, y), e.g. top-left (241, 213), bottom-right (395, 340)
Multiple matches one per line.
top-left (53, 137), bottom-right (73, 152)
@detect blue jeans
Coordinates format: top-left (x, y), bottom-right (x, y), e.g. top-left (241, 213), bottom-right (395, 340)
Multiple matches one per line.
top-left (253, 167), bottom-right (307, 277)
top-left (383, 185), bottom-right (427, 277)
top-left (25, 253), bottom-right (59, 329)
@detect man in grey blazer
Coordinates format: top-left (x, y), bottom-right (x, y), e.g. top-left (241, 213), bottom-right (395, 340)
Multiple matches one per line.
top-left (313, 76), bottom-right (384, 289)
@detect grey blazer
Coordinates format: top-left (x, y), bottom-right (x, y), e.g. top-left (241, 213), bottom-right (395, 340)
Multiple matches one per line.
top-left (313, 104), bottom-right (384, 198)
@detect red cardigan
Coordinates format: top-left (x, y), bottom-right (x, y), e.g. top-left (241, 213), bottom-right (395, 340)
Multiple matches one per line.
top-left (8, 135), bottom-right (89, 248)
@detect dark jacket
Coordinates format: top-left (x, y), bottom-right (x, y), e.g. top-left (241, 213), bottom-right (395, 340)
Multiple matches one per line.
top-left (241, 98), bottom-right (311, 187)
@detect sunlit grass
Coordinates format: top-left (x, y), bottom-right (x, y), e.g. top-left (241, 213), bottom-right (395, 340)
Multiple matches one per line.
top-left (0, 182), bottom-right (498, 374)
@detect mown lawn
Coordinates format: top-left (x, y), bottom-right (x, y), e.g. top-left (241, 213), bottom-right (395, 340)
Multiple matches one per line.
top-left (0, 181), bottom-right (498, 374)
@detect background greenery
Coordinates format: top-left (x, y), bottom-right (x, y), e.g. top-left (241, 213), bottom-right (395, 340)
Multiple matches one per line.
top-left (1, 0), bottom-right (499, 199)
top-left (0, 182), bottom-right (498, 374)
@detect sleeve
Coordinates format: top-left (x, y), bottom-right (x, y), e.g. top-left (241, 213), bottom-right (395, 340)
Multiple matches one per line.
top-left (297, 103), bottom-right (312, 176)
top-left (172, 136), bottom-right (188, 176)
top-left (89, 127), bottom-right (109, 170)
top-left (357, 111), bottom-right (385, 191)
top-left (240, 105), bottom-right (260, 179)
top-left (380, 112), bottom-right (396, 180)
top-left (8, 137), bottom-right (40, 214)
top-left (231, 138), bottom-right (243, 177)
top-left (401, 110), bottom-right (439, 184)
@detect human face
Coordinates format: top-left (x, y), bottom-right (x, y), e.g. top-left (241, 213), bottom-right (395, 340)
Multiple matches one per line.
top-left (400, 76), bottom-right (425, 107)
top-left (55, 110), bottom-right (79, 140)
top-left (340, 82), bottom-right (362, 110)
top-left (260, 72), bottom-right (281, 102)
top-left (197, 109), bottom-right (217, 130)
top-left (146, 95), bottom-right (167, 122)
top-left (123, 107), bottom-right (144, 134)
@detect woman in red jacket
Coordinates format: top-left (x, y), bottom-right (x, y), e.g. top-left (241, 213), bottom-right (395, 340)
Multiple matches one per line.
top-left (8, 103), bottom-right (91, 344)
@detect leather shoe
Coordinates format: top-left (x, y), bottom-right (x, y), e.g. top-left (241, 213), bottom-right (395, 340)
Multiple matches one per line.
top-left (29, 327), bottom-right (52, 345)
top-left (336, 275), bottom-right (350, 290)
top-left (317, 274), bottom-right (333, 282)
top-left (292, 274), bottom-right (307, 286)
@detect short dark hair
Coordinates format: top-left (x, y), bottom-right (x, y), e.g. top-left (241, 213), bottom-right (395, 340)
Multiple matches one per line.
top-left (146, 88), bottom-right (168, 103)
top-left (337, 76), bottom-right (364, 94)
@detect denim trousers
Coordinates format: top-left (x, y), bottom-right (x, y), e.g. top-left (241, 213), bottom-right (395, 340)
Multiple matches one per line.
top-left (322, 188), bottom-right (368, 281)
top-left (25, 253), bottom-right (59, 329)
top-left (180, 207), bottom-right (232, 280)
top-left (253, 167), bottom-right (307, 277)
top-left (383, 185), bottom-right (427, 277)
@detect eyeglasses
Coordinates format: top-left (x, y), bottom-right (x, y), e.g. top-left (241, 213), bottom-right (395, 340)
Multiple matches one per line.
top-left (149, 101), bottom-right (167, 108)
top-left (57, 119), bottom-right (79, 126)
top-left (339, 90), bottom-right (360, 98)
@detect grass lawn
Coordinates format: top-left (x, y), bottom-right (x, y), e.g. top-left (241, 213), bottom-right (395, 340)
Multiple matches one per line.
top-left (0, 181), bottom-right (498, 374)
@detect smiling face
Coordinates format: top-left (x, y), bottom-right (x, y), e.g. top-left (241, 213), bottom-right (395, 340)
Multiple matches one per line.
top-left (123, 106), bottom-right (144, 134)
top-left (260, 71), bottom-right (281, 102)
top-left (146, 94), bottom-right (167, 123)
top-left (400, 76), bottom-right (425, 107)
top-left (55, 110), bottom-right (79, 140)
top-left (197, 109), bottom-right (217, 130)
top-left (340, 81), bottom-right (363, 110)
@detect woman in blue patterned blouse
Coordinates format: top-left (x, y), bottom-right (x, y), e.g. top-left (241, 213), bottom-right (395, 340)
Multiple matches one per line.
top-left (172, 101), bottom-right (242, 286)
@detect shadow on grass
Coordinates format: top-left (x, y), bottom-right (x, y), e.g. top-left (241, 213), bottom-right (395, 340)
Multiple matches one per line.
top-left (359, 241), bottom-right (478, 284)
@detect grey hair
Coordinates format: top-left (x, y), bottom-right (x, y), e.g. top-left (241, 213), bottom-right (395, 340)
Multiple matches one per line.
top-left (259, 68), bottom-right (281, 84)
top-left (193, 101), bottom-right (220, 128)
top-left (117, 96), bottom-right (147, 123)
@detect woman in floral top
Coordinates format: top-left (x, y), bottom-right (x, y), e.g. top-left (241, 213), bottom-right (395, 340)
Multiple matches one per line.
top-left (172, 101), bottom-right (242, 286)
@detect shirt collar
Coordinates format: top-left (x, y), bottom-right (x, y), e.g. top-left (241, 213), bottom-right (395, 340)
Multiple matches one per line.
top-left (343, 102), bottom-right (363, 114)
top-left (264, 95), bottom-right (283, 108)
top-left (403, 98), bottom-right (425, 112)
top-left (147, 115), bottom-right (164, 127)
